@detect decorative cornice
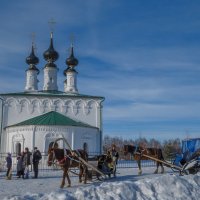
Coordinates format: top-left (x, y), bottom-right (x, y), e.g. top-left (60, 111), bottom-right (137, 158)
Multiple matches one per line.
top-left (4, 97), bottom-right (100, 116)
top-left (6, 125), bottom-right (95, 133)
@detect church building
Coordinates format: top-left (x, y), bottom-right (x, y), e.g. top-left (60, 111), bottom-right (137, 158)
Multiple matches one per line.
top-left (0, 32), bottom-right (104, 156)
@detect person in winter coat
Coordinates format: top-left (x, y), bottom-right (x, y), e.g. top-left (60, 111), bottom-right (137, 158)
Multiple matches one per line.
top-left (110, 144), bottom-right (119, 177)
top-left (5, 153), bottom-right (12, 180)
top-left (23, 147), bottom-right (32, 178)
top-left (17, 152), bottom-right (25, 178)
top-left (32, 147), bottom-right (42, 178)
top-left (23, 147), bottom-right (32, 166)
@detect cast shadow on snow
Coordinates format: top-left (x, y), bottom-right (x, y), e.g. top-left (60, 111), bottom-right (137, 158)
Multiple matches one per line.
top-left (58, 174), bottom-right (141, 191)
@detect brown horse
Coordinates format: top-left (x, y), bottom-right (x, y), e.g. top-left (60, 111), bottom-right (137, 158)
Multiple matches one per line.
top-left (124, 145), bottom-right (164, 175)
top-left (47, 147), bottom-right (88, 188)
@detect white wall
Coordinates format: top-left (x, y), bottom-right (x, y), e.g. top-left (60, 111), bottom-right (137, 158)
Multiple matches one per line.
top-left (0, 94), bottom-right (103, 154)
top-left (6, 125), bottom-right (101, 155)
top-left (3, 96), bottom-right (102, 128)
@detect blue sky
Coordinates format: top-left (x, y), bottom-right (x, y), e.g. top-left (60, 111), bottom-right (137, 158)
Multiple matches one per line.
top-left (0, 0), bottom-right (200, 141)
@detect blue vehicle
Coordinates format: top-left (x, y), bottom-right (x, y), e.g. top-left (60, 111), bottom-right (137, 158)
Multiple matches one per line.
top-left (173, 138), bottom-right (200, 174)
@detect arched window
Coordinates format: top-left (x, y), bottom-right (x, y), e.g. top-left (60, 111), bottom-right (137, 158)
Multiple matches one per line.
top-left (44, 132), bottom-right (64, 153)
top-left (49, 142), bottom-right (58, 149)
top-left (83, 142), bottom-right (88, 153)
top-left (16, 143), bottom-right (21, 156)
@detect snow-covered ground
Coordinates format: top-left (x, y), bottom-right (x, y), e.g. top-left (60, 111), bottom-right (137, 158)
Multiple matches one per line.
top-left (0, 167), bottom-right (199, 200)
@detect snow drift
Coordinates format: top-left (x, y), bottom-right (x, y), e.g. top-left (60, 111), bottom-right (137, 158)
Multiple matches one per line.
top-left (3, 173), bottom-right (200, 200)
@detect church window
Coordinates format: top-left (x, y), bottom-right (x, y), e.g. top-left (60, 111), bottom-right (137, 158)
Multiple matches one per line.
top-left (50, 77), bottom-right (54, 83)
top-left (49, 142), bottom-right (58, 149)
top-left (70, 77), bottom-right (73, 86)
top-left (83, 142), bottom-right (88, 153)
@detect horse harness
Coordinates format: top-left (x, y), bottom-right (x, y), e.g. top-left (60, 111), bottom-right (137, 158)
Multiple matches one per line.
top-left (58, 149), bottom-right (81, 166)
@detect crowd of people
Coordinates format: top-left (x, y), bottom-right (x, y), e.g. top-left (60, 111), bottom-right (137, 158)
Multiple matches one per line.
top-left (5, 147), bottom-right (42, 180)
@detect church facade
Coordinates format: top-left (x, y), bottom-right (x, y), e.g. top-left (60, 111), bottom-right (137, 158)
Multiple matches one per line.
top-left (0, 32), bottom-right (104, 156)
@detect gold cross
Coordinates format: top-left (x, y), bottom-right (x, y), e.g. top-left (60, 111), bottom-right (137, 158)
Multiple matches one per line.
top-left (69, 33), bottom-right (75, 46)
top-left (48, 18), bottom-right (56, 32)
top-left (31, 32), bottom-right (36, 45)
top-left (30, 32), bottom-right (37, 53)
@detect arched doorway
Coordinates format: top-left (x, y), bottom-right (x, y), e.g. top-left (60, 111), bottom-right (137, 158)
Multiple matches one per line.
top-left (15, 143), bottom-right (21, 156)
top-left (12, 134), bottom-right (25, 155)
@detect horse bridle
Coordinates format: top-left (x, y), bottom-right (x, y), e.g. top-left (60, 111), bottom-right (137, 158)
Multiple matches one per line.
top-left (48, 147), bottom-right (81, 167)
top-left (48, 139), bottom-right (60, 165)
top-left (47, 148), bottom-right (57, 166)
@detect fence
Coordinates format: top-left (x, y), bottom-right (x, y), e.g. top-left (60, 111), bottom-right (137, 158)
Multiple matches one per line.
top-left (0, 152), bottom-right (174, 179)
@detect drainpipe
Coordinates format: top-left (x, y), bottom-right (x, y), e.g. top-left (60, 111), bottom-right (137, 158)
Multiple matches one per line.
top-left (71, 131), bottom-right (74, 150)
top-left (32, 125), bottom-right (36, 150)
top-left (99, 98), bottom-right (105, 154)
top-left (0, 97), bottom-right (4, 152)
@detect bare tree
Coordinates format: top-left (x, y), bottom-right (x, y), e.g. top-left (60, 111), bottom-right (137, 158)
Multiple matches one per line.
top-left (103, 135), bottom-right (181, 160)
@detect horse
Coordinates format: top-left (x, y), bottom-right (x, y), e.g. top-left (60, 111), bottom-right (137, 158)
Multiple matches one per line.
top-left (124, 144), bottom-right (164, 175)
top-left (47, 147), bottom-right (88, 188)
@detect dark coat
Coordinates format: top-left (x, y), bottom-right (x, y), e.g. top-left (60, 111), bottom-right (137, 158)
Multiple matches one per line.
top-left (23, 151), bottom-right (32, 166)
top-left (33, 150), bottom-right (42, 164)
top-left (6, 155), bottom-right (12, 168)
top-left (17, 155), bottom-right (25, 171)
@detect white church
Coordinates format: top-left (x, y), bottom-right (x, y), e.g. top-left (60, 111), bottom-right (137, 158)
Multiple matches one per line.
top-left (0, 32), bottom-right (104, 156)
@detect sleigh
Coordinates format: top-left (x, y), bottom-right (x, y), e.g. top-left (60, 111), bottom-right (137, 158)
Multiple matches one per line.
top-left (172, 138), bottom-right (200, 175)
top-left (96, 154), bottom-right (116, 178)
top-left (136, 138), bottom-right (200, 175)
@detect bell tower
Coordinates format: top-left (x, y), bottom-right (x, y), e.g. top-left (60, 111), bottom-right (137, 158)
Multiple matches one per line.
top-left (63, 44), bottom-right (79, 93)
top-left (25, 44), bottom-right (40, 91)
top-left (43, 32), bottom-right (59, 91)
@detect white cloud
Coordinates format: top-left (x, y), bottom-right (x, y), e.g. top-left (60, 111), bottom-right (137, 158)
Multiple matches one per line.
top-left (104, 102), bottom-right (200, 121)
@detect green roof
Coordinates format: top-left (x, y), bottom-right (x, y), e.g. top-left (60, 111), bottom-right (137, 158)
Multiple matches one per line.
top-left (7, 111), bottom-right (96, 128)
top-left (0, 90), bottom-right (104, 100)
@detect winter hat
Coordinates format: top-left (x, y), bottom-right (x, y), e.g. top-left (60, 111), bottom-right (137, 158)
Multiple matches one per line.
top-left (25, 147), bottom-right (29, 151)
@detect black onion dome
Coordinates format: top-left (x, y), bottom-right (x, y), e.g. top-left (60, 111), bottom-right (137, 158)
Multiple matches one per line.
top-left (43, 32), bottom-right (59, 62)
top-left (66, 46), bottom-right (78, 67)
top-left (27, 65), bottom-right (40, 74)
top-left (44, 62), bottom-right (57, 68)
top-left (63, 67), bottom-right (77, 75)
top-left (26, 45), bottom-right (39, 65)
